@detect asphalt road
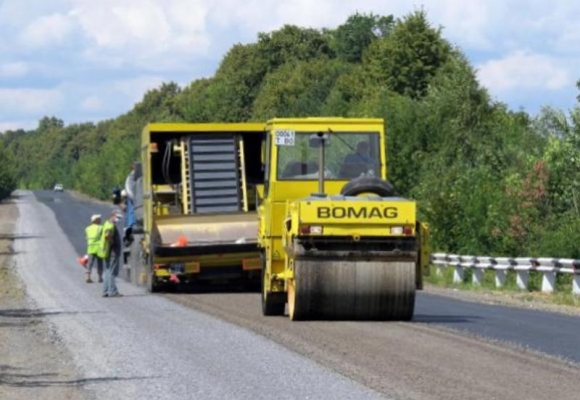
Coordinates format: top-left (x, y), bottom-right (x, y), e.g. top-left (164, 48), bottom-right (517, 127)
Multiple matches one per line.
top-left (21, 189), bottom-right (580, 399)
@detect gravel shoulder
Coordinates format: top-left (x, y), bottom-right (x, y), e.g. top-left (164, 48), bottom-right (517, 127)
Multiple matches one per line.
top-left (0, 197), bottom-right (89, 400)
top-left (9, 190), bottom-right (384, 400)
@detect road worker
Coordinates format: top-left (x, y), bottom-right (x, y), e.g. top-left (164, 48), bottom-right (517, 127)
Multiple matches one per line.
top-left (99, 209), bottom-right (124, 297)
top-left (84, 214), bottom-right (104, 283)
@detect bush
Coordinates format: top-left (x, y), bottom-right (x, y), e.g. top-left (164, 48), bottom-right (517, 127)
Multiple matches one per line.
top-left (0, 144), bottom-right (16, 200)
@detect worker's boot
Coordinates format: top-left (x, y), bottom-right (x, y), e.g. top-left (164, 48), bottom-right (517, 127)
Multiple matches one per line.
top-left (85, 273), bottom-right (93, 283)
top-left (98, 275), bottom-right (103, 283)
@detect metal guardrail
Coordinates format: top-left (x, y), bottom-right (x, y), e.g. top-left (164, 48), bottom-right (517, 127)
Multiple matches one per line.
top-left (431, 253), bottom-right (580, 295)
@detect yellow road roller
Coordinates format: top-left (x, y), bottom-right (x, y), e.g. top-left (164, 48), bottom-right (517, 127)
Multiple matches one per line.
top-left (257, 117), bottom-right (430, 320)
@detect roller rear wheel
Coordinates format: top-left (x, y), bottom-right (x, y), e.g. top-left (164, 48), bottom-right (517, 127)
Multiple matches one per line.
top-left (288, 260), bottom-right (415, 321)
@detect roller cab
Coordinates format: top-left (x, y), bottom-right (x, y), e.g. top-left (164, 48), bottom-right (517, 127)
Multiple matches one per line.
top-left (257, 117), bottom-right (430, 320)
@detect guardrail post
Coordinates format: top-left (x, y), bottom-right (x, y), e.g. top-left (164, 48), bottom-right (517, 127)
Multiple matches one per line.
top-left (472, 269), bottom-right (483, 286)
top-left (541, 272), bottom-right (555, 293)
top-left (431, 253), bottom-right (448, 277)
top-left (495, 270), bottom-right (507, 288)
top-left (453, 265), bottom-right (464, 284)
top-left (573, 275), bottom-right (580, 296)
top-left (516, 270), bottom-right (529, 290)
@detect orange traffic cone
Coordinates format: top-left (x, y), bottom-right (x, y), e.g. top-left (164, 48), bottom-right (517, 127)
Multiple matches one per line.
top-left (176, 234), bottom-right (187, 247)
top-left (77, 254), bottom-right (89, 268)
top-left (170, 234), bottom-right (188, 247)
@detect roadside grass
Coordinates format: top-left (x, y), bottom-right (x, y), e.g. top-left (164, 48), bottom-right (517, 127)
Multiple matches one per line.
top-left (425, 265), bottom-right (580, 308)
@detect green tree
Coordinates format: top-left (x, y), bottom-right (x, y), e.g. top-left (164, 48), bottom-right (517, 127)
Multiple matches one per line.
top-left (536, 106), bottom-right (580, 215)
top-left (366, 9), bottom-right (450, 99)
top-left (331, 12), bottom-right (394, 62)
top-left (177, 78), bottom-right (214, 122)
top-left (0, 141), bottom-right (16, 200)
top-left (257, 25), bottom-right (335, 71)
top-left (37, 116), bottom-right (64, 132)
top-left (203, 43), bottom-right (269, 121)
top-left (252, 59), bottom-right (347, 119)
top-left (133, 82), bottom-right (183, 122)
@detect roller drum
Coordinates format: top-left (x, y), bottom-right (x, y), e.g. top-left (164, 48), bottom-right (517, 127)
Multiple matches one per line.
top-left (289, 260), bottom-right (416, 321)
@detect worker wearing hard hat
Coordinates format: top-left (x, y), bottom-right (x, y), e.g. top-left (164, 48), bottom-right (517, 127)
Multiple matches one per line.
top-left (84, 214), bottom-right (104, 283)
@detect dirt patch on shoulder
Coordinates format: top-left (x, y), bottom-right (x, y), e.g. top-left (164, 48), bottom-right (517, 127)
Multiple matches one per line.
top-left (0, 199), bottom-right (89, 399)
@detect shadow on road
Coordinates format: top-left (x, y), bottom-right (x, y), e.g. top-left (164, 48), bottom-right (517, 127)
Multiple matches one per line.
top-left (0, 234), bottom-right (43, 241)
top-left (163, 281), bottom-right (261, 295)
top-left (0, 309), bottom-right (105, 319)
top-left (0, 365), bottom-right (155, 387)
top-left (0, 319), bottom-right (41, 328)
top-left (411, 314), bottom-right (481, 324)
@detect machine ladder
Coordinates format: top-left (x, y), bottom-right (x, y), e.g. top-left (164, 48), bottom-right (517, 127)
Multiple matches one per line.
top-left (186, 134), bottom-right (247, 214)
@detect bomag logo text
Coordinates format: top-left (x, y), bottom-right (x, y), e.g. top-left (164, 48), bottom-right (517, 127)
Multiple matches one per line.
top-left (317, 206), bottom-right (398, 219)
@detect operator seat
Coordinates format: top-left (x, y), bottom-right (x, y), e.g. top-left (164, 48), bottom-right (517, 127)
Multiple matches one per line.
top-left (281, 161), bottom-right (319, 178)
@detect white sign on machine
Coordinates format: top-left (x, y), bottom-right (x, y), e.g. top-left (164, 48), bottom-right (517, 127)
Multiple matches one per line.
top-left (275, 130), bottom-right (295, 146)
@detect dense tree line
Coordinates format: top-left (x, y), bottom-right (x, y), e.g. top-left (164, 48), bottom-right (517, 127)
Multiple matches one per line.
top-left (2, 9), bottom-right (580, 259)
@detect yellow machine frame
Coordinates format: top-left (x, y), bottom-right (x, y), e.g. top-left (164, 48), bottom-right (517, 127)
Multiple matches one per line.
top-left (138, 122), bottom-right (266, 290)
top-left (257, 117), bottom-right (430, 320)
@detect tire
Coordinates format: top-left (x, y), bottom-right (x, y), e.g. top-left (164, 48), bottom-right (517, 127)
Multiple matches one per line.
top-left (146, 264), bottom-right (161, 293)
top-left (130, 234), bottom-right (143, 286)
top-left (340, 176), bottom-right (396, 197)
top-left (122, 242), bottom-right (132, 283)
top-left (290, 259), bottom-right (415, 321)
top-left (145, 246), bottom-right (161, 293)
top-left (260, 252), bottom-right (285, 316)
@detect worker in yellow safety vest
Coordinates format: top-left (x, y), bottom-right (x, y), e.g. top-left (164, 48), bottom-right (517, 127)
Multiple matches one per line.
top-left (99, 209), bottom-right (124, 297)
top-left (85, 214), bottom-right (104, 283)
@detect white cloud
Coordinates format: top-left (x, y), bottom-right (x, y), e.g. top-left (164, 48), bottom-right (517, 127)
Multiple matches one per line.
top-left (0, 62), bottom-right (30, 78)
top-left (19, 13), bottom-right (75, 48)
top-left (429, 1), bottom-right (497, 49)
top-left (0, 88), bottom-right (64, 114)
top-left (476, 50), bottom-right (571, 93)
top-left (69, 0), bottom-right (211, 68)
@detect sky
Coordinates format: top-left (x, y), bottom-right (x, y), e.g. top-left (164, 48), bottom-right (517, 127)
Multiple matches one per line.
top-left (0, 0), bottom-right (579, 133)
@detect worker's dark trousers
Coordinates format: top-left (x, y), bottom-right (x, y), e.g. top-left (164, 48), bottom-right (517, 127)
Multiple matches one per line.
top-left (103, 250), bottom-right (120, 296)
top-left (87, 254), bottom-right (103, 279)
